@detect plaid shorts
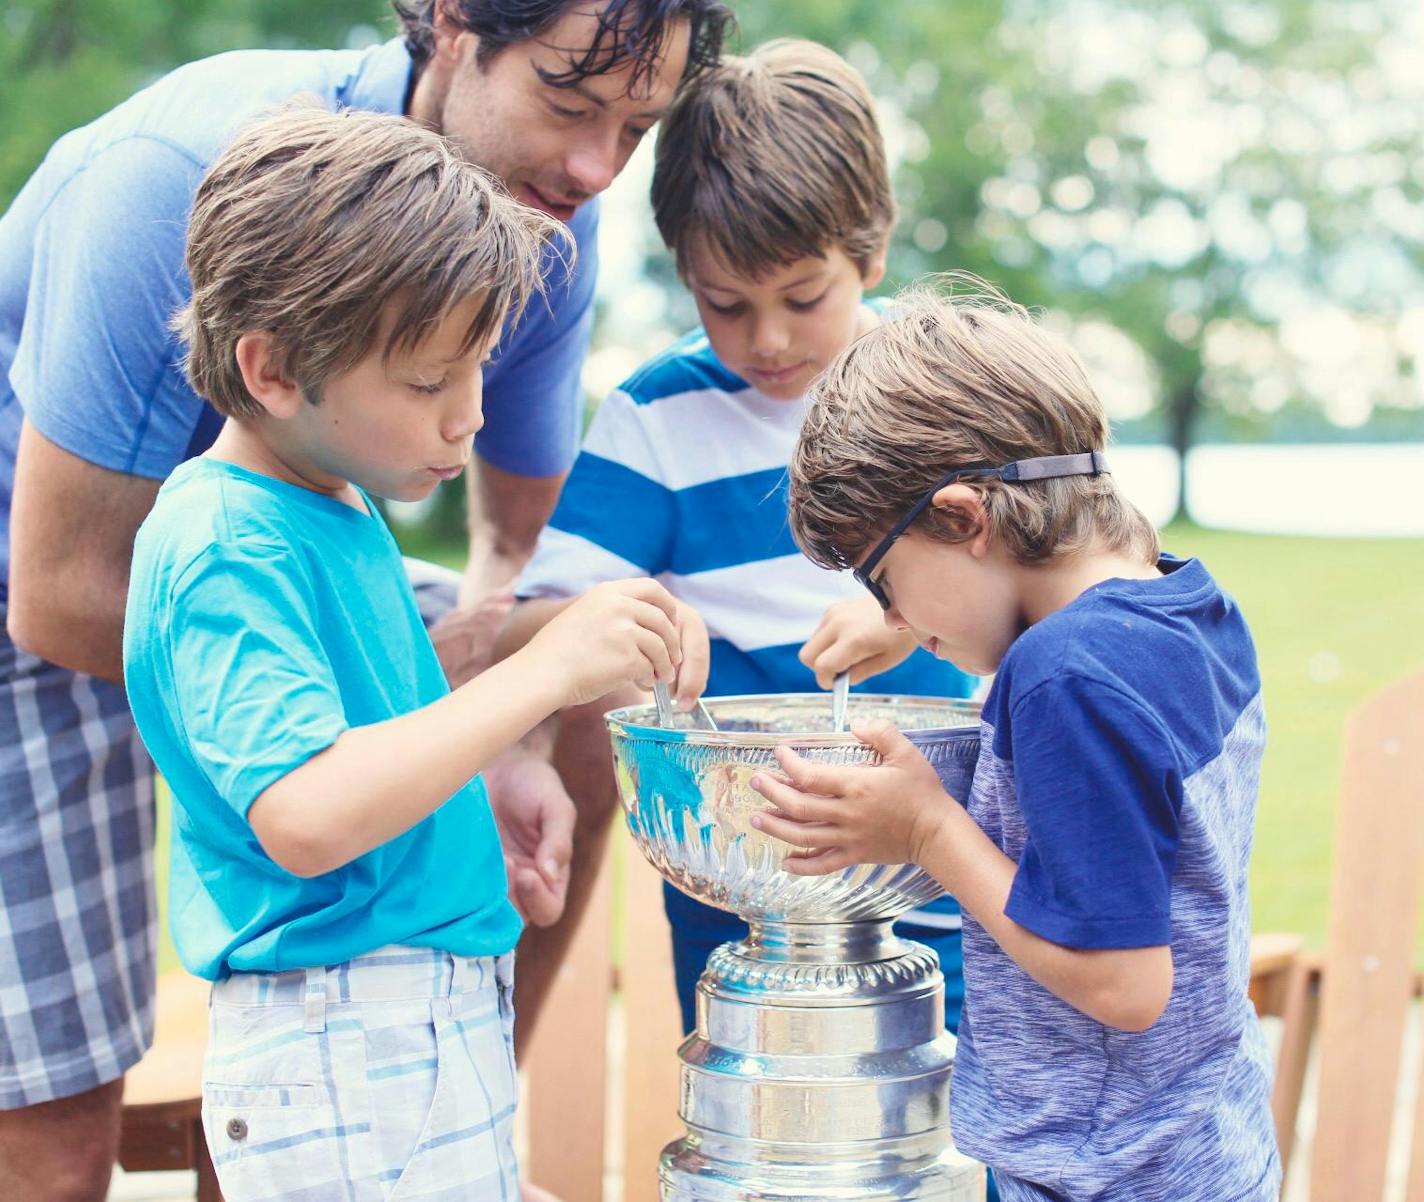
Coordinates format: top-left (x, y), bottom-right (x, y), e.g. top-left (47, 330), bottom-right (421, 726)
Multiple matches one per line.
top-left (204, 946), bottom-right (521, 1202)
top-left (0, 561), bottom-right (461, 1109)
top-left (0, 628), bottom-right (157, 1108)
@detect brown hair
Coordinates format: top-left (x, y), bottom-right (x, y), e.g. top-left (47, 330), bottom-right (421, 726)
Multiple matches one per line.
top-left (650, 38), bottom-right (895, 281)
top-left (175, 104), bottom-right (561, 419)
top-left (789, 275), bottom-right (1160, 568)
top-left (394, 0), bottom-right (733, 90)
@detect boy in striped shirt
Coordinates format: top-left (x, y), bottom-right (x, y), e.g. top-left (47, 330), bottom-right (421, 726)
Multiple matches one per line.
top-left (499, 40), bottom-right (977, 1036)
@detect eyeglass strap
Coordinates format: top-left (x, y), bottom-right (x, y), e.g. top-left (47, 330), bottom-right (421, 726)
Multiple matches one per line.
top-left (997, 450), bottom-right (1108, 482)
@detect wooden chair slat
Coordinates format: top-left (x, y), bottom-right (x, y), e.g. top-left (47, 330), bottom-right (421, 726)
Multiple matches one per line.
top-left (526, 844), bottom-right (613, 1202)
top-left (1309, 671), bottom-right (1424, 1202)
top-left (617, 839), bottom-right (684, 1202)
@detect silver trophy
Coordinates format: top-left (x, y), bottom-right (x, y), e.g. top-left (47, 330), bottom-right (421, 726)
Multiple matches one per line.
top-left (607, 694), bottom-right (986, 1201)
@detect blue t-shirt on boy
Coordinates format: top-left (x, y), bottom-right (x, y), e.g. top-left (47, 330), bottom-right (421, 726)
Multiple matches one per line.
top-left (124, 459), bottom-right (521, 980)
top-left (954, 554), bottom-right (1280, 1201)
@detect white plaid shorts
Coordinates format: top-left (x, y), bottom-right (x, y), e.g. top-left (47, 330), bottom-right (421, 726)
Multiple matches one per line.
top-left (205, 945), bottom-right (522, 1202)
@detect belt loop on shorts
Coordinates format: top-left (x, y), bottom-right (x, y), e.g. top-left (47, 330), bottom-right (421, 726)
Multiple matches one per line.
top-left (447, 954), bottom-right (476, 1020)
top-left (304, 966), bottom-right (328, 1033)
top-left (495, 952), bottom-right (515, 997)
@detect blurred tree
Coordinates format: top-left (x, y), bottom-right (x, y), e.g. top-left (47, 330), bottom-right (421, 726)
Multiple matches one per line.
top-left (0, 0), bottom-right (393, 204)
top-left (734, 0), bottom-right (1424, 520)
top-left (4, 0), bottom-right (1420, 528)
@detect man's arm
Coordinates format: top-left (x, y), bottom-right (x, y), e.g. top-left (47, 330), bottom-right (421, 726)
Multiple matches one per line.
top-left (427, 462), bottom-right (565, 689)
top-left (6, 420), bottom-right (159, 682)
top-left (461, 459), bottom-right (566, 603)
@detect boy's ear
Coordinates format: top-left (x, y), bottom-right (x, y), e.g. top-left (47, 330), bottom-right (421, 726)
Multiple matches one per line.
top-left (860, 236), bottom-right (890, 292)
top-left (234, 331), bottom-right (305, 420)
top-left (930, 482), bottom-right (992, 554)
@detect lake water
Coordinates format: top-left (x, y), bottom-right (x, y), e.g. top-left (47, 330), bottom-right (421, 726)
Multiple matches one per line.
top-left (1111, 444), bottom-right (1424, 538)
top-left (389, 443), bottom-right (1422, 540)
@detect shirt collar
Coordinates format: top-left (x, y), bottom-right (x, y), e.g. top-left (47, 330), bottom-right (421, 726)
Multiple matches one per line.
top-left (340, 37), bottom-right (415, 115)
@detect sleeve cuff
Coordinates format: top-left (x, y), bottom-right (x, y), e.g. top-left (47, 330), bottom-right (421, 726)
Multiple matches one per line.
top-left (1005, 883), bottom-right (1171, 949)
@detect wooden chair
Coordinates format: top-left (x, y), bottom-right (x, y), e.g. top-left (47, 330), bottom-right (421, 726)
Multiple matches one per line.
top-left (118, 970), bottom-right (221, 1201)
top-left (1249, 669), bottom-right (1424, 1200)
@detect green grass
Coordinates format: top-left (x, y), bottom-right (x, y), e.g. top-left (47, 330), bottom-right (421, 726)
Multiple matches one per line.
top-left (155, 523), bottom-right (1424, 972)
top-left (1159, 523), bottom-right (1424, 961)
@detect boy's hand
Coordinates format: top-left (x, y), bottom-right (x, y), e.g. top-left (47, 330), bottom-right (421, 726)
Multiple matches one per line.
top-left (749, 719), bottom-right (958, 875)
top-left (528, 578), bottom-right (683, 707)
top-left (484, 750), bottom-right (575, 927)
top-left (671, 600), bottom-right (711, 709)
top-left (799, 596), bottom-right (918, 689)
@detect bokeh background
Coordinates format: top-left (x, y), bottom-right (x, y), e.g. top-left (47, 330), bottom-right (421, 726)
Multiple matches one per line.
top-left (3, 0), bottom-right (1421, 955)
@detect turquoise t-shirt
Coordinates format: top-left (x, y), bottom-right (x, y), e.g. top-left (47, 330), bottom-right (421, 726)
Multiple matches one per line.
top-left (124, 457), bottom-right (522, 980)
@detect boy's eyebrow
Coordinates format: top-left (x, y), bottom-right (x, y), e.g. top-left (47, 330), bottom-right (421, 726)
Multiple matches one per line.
top-left (777, 269), bottom-right (830, 291)
top-left (694, 267), bottom-right (829, 296)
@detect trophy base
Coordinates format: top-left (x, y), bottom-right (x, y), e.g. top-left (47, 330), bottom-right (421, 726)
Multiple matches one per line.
top-left (658, 920), bottom-right (986, 1202)
top-left (660, 1131), bottom-right (985, 1201)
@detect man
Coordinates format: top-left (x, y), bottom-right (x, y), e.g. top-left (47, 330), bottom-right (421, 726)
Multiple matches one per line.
top-left (0, 1), bottom-right (731, 1197)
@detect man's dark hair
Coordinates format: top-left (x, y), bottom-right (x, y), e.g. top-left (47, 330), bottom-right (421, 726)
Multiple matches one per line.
top-left (395, 0), bottom-right (735, 91)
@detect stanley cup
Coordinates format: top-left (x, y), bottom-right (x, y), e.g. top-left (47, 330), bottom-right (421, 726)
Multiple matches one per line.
top-left (607, 694), bottom-right (987, 1201)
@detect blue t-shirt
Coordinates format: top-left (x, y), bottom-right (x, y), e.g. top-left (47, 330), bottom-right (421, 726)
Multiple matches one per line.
top-left (517, 324), bottom-right (975, 930)
top-left (124, 458), bottom-right (522, 980)
top-left (0, 38), bottom-right (596, 603)
top-left (952, 555), bottom-right (1280, 1201)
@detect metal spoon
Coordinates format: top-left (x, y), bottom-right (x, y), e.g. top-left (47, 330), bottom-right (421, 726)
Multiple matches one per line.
top-left (831, 671), bottom-right (851, 733)
top-left (654, 681), bottom-right (719, 731)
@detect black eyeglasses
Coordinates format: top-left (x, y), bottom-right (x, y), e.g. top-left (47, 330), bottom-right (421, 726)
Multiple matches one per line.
top-left (852, 451), bottom-right (1110, 610)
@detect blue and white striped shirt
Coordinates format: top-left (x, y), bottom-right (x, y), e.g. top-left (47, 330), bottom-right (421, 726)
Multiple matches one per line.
top-left (519, 328), bottom-right (977, 700)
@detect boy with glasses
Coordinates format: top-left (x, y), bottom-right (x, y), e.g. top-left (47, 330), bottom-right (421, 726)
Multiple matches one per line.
top-left (752, 278), bottom-right (1281, 1201)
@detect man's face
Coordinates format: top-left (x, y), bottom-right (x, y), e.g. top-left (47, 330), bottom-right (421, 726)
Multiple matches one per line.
top-left (422, 4), bottom-right (692, 222)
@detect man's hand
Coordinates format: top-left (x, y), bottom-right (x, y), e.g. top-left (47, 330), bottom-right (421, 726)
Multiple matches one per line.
top-left (430, 590), bottom-right (516, 689)
top-left (749, 719), bottom-right (962, 876)
top-left (483, 749), bottom-right (576, 927)
top-left (799, 596), bottom-right (918, 689)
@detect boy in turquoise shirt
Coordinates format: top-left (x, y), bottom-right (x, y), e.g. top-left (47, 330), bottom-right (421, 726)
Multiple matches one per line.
top-left (123, 107), bottom-right (690, 1200)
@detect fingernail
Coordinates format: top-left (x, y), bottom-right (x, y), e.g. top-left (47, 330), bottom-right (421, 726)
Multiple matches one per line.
top-left (750, 775), bottom-right (763, 791)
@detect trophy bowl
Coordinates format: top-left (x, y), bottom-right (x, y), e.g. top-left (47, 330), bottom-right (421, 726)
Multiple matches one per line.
top-left (606, 693), bottom-right (981, 924)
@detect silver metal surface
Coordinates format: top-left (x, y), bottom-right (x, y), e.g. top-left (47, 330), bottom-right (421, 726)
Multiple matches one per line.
top-left (607, 693), bottom-right (986, 1201)
top-left (830, 670), bottom-right (850, 733)
top-left (653, 681), bottom-right (720, 731)
top-left (608, 694), bottom-right (980, 924)
top-left (653, 680), bottom-right (679, 726)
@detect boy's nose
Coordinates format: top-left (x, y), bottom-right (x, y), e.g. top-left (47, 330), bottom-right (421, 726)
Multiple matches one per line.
top-left (443, 381), bottom-right (485, 441)
top-left (750, 315), bottom-right (790, 358)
